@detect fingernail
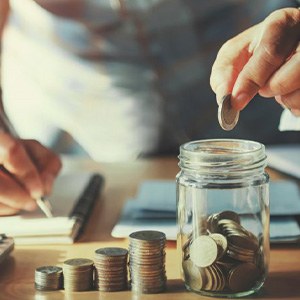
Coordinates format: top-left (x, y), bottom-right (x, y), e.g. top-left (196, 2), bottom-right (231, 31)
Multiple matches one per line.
top-left (216, 84), bottom-right (231, 106)
top-left (31, 189), bottom-right (43, 199)
top-left (232, 93), bottom-right (250, 110)
top-left (24, 201), bottom-right (37, 211)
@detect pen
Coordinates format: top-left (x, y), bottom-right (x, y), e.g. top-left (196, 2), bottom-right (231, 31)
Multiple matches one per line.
top-left (36, 197), bottom-right (53, 218)
top-left (0, 109), bottom-right (53, 218)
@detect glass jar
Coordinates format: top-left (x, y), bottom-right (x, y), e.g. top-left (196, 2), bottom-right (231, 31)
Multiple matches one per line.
top-left (176, 139), bottom-right (269, 298)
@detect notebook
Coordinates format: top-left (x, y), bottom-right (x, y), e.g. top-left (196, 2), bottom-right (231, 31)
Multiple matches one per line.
top-left (0, 172), bottom-right (104, 245)
top-left (0, 235), bottom-right (14, 264)
top-left (112, 180), bottom-right (300, 243)
top-left (266, 144), bottom-right (300, 179)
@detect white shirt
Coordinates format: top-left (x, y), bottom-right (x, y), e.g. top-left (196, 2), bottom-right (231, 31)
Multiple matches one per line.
top-left (2, 0), bottom-right (299, 162)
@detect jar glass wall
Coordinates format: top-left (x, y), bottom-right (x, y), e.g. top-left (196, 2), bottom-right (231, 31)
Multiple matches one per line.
top-left (176, 139), bottom-right (270, 298)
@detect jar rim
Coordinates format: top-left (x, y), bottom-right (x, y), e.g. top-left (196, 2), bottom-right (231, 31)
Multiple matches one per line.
top-left (179, 139), bottom-right (267, 173)
top-left (180, 139), bottom-right (264, 156)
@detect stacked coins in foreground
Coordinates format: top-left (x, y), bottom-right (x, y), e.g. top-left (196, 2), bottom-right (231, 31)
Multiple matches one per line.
top-left (177, 139), bottom-right (269, 298)
top-left (94, 247), bottom-right (128, 291)
top-left (63, 258), bottom-right (94, 291)
top-left (128, 230), bottom-right (167, 294)
top-left (35, 266), bottom-right (63, 291)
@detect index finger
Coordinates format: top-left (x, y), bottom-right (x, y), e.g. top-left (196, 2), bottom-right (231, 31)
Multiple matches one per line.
top-left (231, 8), bottom-right (300, 110)
top-left (0, 132), bottom-right (43, 198)
top-left (210, 26), bottom-right (256, 105)
top-left (23, 139), bottom-right (62, 195)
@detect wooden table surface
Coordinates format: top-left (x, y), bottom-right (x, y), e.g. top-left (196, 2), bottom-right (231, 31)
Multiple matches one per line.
top-left (0, 156), bottom-right (300, 300)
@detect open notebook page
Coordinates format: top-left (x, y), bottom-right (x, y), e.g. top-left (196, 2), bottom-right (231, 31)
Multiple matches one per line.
top-left (0, 172), bottom-right (92, 243)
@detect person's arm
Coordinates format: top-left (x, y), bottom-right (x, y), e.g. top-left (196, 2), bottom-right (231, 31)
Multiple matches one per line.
top-left (0, 0), bottom-right (9, 37)
top-left (0, 0), bottom-right (62, 216)
top-left (0, 0), bottom-right (9, 112)
top-left (210, 7), bottom-right (300, 116)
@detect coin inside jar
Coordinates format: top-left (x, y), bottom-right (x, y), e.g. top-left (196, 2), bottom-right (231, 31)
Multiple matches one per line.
top-left (228, 263), bottom-right (260, 292)
top-left (189, 236), bottom-right (218, 268)
top-left (218, 94), bottom-right (239, 130)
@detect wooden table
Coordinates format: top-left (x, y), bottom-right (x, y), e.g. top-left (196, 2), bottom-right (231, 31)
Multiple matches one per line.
top-left (0, 157), bottom-right (300, 300)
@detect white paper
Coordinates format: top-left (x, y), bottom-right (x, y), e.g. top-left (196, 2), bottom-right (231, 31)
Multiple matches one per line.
top-left (0, 172), bottom-right (92, 244)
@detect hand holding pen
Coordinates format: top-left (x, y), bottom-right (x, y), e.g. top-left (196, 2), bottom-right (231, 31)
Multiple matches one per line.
top-left (0, 112), bottom-right (62, 216)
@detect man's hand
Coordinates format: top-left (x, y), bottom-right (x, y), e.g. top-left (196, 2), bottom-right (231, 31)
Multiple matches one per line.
top-left (0, 132), bottom-right (62, 215)
top-left (210, 7), bottom-right (300, 116)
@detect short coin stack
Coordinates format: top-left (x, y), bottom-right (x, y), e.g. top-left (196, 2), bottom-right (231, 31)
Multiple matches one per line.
top-left (182, 211), bottom-right (263, 293)
top-left (94, 247), bottom-right (128, 291)
top-left (128, 230), bottom-right (167, 294)
top-left (63, 258), bottom-right (94, 291)
top-left (35, 266), bottom-right (63, 291)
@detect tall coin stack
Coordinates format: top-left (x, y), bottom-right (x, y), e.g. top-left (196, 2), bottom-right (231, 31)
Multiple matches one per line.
top-left (128, 230), bottom-right (167, 294)
top-left (63, 258), bottom-right (94, 291)
top-left (94, 247), bottom-right (128, 291)
top-left (35, 266), bottom-right (63, 291)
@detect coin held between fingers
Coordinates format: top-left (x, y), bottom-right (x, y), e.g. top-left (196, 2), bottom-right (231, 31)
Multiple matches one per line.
top-left (218, 94), bottom-right (240, 131)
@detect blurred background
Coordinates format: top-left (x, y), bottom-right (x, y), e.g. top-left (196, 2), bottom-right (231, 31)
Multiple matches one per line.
top-left (0, 0), bottom-right (300, 162)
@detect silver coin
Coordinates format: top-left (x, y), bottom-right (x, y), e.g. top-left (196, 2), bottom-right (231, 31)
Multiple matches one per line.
top-left (63, 258), bottom-right (94, 268)
top-left (218, 94), bottom-right (239, 131)
top-left (34, 265), bottom-right (63, 291)
top-left (129, 230), bottom-right (166, 242)
top-left (95, 247), bottom-right (128, 257)
top-left (35, 266), bottom-right (62, 275)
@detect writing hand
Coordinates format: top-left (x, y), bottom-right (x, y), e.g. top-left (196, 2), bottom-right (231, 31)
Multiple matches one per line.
top-left (0, 133), bottom-right (62, 215)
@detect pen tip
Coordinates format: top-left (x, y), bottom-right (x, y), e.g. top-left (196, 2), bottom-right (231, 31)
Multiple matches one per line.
top-left (36, 198), bottom-right (53, 218)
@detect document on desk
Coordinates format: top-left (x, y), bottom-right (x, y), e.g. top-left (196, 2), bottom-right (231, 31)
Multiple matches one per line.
top-left (112, 180), bottom-right (300, 243)
top-left (0, 172), bottom-right (104, 245)
top-left (266, 144), bottom-right (300, 179)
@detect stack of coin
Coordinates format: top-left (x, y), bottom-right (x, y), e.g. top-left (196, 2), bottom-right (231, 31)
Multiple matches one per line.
top-left (128, 230), bottom-right (167, 294)
top-left (182, 210), bottom-right (263, 294)
top-left (94, 247), bottom-right (128, 291)
top-left (35, 266), bottom-right (63, 291)
top-left (218, 219), bottom-right (259, 263)
top-left (63, 258), bottom-right (94, 291)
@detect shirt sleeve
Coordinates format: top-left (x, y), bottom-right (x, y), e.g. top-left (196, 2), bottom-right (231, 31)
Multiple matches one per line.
top-left (279, 109), bottom-right (300, 131)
